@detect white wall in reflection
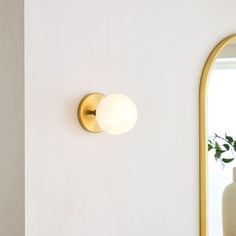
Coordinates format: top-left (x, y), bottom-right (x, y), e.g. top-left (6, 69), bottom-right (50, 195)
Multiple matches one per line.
top-left (208, 68), bottom-right (236, 236)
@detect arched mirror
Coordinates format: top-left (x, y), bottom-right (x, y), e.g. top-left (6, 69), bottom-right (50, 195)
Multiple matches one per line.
top-left (200, 34), bottom-right (236, 236)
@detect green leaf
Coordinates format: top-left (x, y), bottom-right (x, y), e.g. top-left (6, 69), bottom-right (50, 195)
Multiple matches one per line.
top-left (215, 148), bottom-right (226, 159)
top-left (215, 152), bottom-right (221, 159)
top-left (226, 135), bottom-right (234, 144)
top-left (208, 144), bottom-right (213, 151)
top-left (222, 158), bottom-right (235, 163)
top-left (215, 142), bottom-right (221, 151)
top-left (223, 144), bottom-right (230, 151)
top-left (208, 139), bottom-right (213, 144)
top-left (233, 141), bottom-right (236, 152)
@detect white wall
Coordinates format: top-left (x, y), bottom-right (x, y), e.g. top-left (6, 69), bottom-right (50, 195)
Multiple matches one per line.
top-left (25, 0), bottom-right (236, 235)
top-left (0, 0), bottom-right (24, 235)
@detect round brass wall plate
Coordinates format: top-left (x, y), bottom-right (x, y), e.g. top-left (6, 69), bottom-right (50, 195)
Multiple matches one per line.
top-left (78, 93), bottom-right (105, 133)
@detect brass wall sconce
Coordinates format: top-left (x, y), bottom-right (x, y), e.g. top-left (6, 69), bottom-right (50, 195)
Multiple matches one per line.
top-left (78, 93), bottom-right (137, 135)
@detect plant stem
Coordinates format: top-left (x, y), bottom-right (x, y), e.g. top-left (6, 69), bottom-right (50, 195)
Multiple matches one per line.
top-left (214, 133), bottom-right (234, 148)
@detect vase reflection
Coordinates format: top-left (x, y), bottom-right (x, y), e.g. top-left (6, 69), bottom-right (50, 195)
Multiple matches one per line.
top-left (222, 168), bottom-right (236, 236)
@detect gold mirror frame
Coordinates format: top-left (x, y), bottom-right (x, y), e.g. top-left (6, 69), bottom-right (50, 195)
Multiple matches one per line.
top-left (200, 34), bottom-right (236, 236)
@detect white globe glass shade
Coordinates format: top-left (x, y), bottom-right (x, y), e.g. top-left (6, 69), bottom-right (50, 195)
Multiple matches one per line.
top-left (96, 94), bottom-right (137, 135)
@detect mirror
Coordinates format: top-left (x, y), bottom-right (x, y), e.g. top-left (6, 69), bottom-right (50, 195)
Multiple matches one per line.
top-left (200, 34), bottom-right (236, 236)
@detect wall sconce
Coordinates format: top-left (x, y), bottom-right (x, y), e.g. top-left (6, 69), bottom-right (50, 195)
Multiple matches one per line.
top-left (78, 93), bottom-right (137, 135)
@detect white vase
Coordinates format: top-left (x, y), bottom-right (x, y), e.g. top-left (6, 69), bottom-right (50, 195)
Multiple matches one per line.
top-left (222, 167), bottom-right (236, 236)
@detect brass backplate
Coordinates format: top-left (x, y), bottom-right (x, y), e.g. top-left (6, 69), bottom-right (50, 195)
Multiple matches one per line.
top-left (78, 93), bottom-right (105, 133)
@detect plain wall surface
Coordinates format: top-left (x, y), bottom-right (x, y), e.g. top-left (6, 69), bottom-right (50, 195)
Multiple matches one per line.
top-left (25, 0), bottom-right (236, 235)
top-left (0, 0), bottom-right (24, 235)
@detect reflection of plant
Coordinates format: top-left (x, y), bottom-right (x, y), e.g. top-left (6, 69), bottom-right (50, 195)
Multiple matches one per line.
top-left (208, 133), bottom-right (236, 167)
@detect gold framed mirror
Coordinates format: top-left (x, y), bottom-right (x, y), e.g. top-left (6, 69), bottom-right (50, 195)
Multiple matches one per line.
top-left (200, 34), bottom-right (236, 236)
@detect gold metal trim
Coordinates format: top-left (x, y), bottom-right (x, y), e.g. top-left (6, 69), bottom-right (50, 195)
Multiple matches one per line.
top-left (78, 93), bottom-right (105, 133)
top-left (200, 34), bottom-right (236, 236)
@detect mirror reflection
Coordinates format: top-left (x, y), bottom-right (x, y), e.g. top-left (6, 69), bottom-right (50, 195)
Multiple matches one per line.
top-left (207, 40), bottom-right (236, 236)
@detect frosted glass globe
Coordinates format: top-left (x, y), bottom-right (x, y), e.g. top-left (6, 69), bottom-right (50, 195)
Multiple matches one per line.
top-left (96, 94), bottom-right (137, 135)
